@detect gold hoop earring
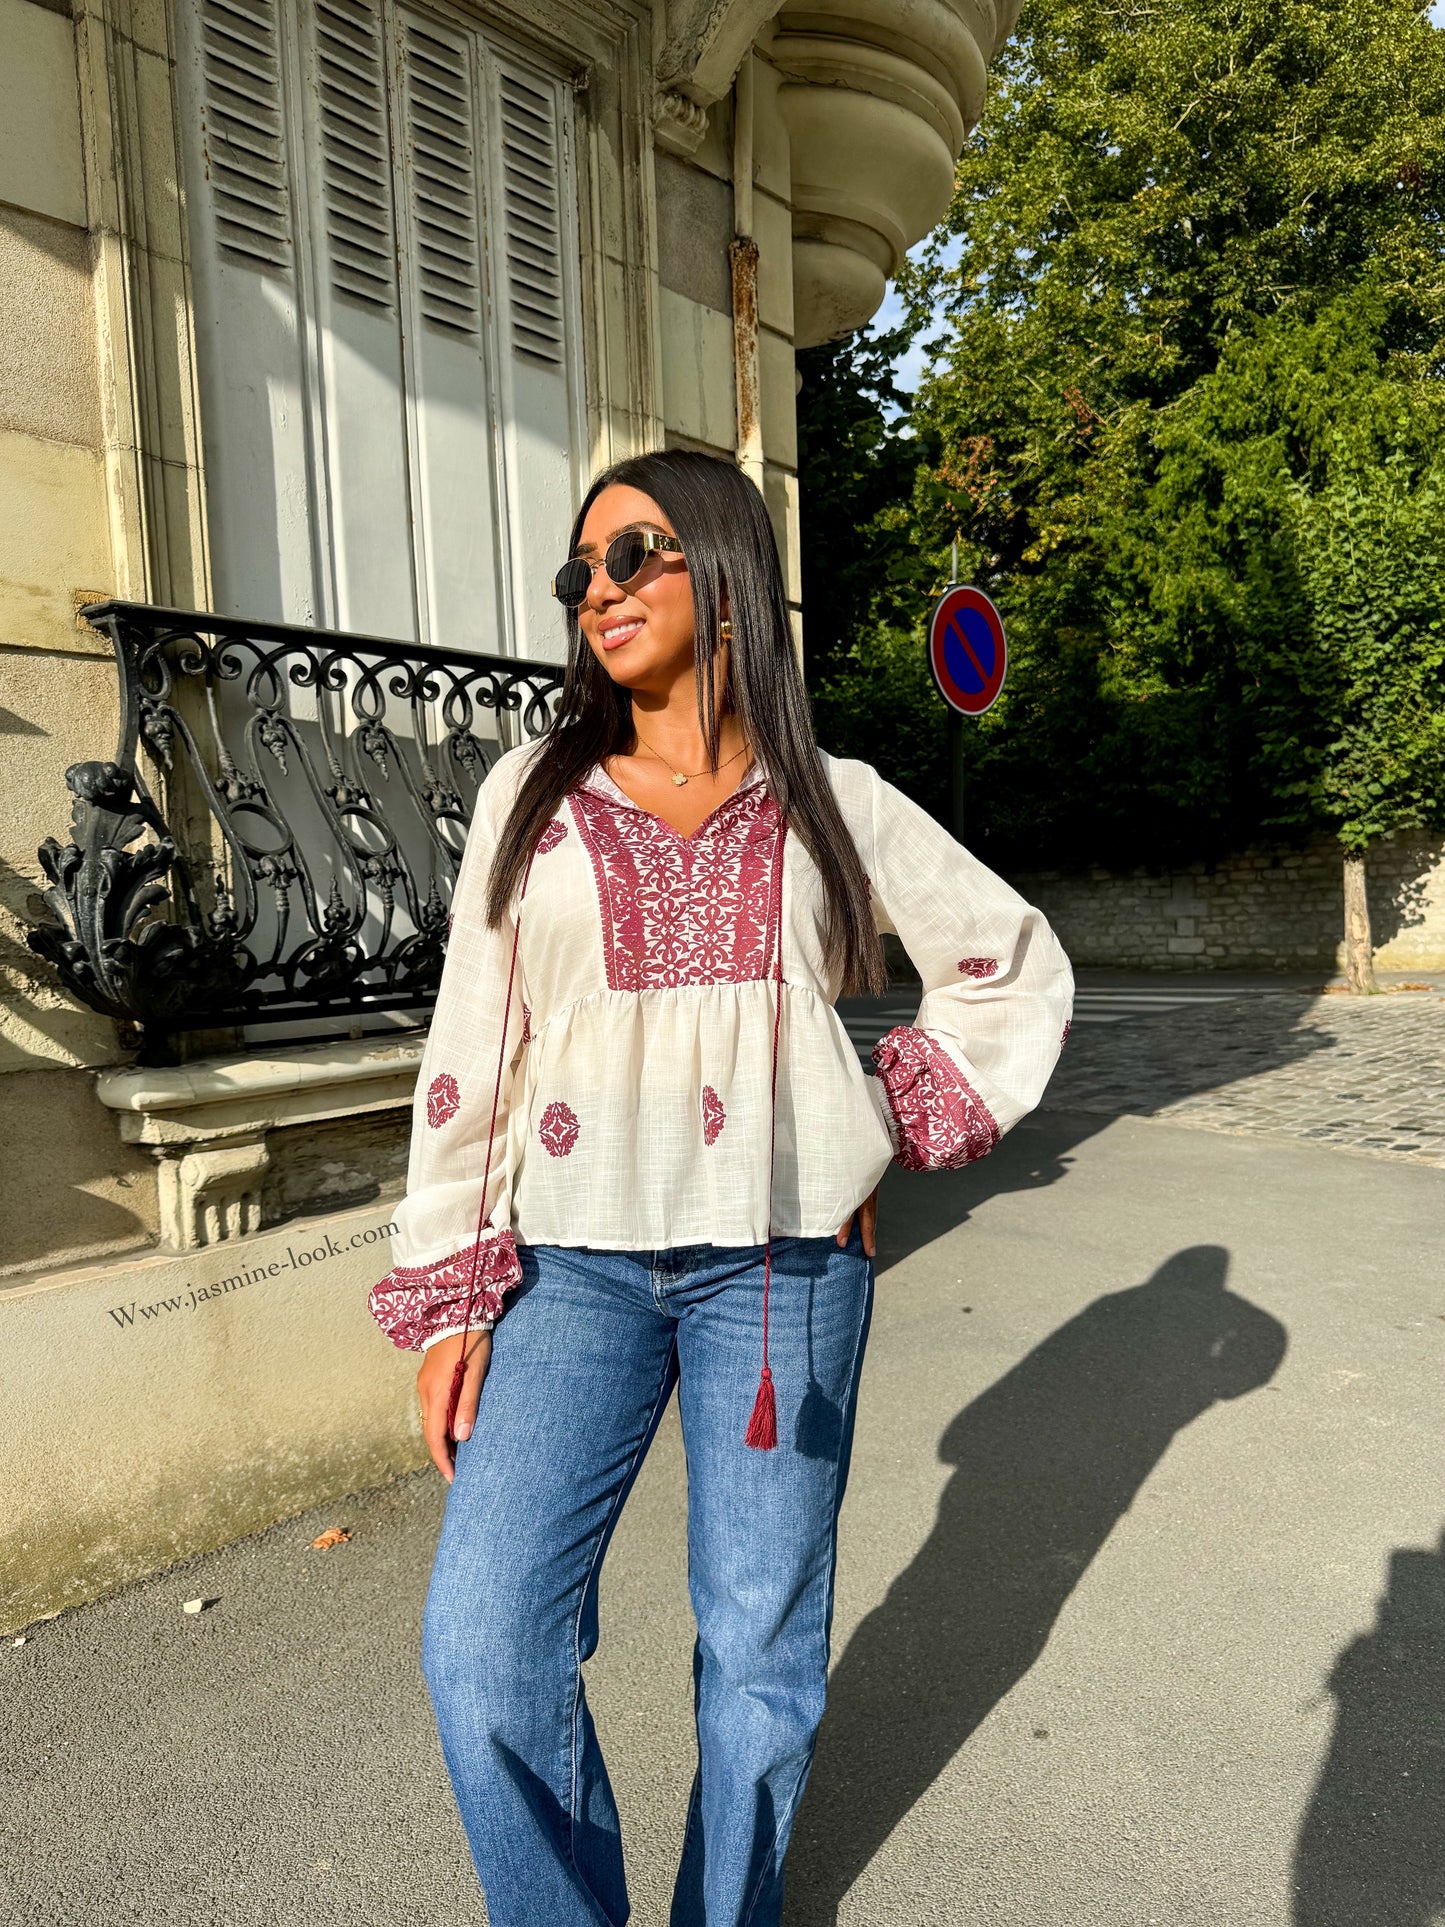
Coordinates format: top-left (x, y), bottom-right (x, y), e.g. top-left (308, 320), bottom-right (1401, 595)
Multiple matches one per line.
top-left (719, 618), bottom-right (733, 639)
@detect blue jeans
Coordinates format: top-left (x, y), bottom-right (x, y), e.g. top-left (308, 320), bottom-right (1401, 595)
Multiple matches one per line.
top-left (421, 1222), bottom-right (875, 1927)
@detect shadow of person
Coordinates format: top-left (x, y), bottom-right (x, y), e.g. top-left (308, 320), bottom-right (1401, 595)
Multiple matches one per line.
top-left (1292, 1527), bottom-right (1445, 1927)
top-left (783, 1245), bottom-right (1288, 1925)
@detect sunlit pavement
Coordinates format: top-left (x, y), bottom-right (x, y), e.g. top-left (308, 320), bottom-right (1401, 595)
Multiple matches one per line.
top-left (6, 979), bottom-right (1445, 1926)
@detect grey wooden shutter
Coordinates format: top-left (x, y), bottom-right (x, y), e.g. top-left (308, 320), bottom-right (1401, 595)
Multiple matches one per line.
top-left (314, 0), bottom-right (396, 312)
top-left (393, 4), bottom-right (504, 651)
top-left (302, 0), bottom-right (414, 635)
top-left (187, 0), bottom-right (322, 622)
top-left (497, 62), bottom-right (566, 366)
top-left (403, 16), bottom-right (483, 338)
top-left (490, 51), bottom-right (580, 661)
top-left (198, 0), bottom-right (293, 271)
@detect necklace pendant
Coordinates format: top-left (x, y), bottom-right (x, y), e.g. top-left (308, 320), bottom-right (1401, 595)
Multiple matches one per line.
top-left (672, 771), bottom-right (687, 786)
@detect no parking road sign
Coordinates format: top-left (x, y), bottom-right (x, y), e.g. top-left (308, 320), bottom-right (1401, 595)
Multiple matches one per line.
top-left (927, 584), bottom-right (1007, 717)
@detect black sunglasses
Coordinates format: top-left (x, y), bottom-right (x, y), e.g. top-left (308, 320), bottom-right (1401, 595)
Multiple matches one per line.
top-left (550, 530), bottom-right (685, 609)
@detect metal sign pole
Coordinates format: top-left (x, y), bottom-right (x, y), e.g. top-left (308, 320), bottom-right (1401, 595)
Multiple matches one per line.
top-left (947, 542), bottom-right (964, 841)
top-left (950, 707), bottom-right (965, 843)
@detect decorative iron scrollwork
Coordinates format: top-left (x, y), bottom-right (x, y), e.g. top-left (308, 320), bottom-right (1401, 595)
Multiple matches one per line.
top-left (27, 603), bottom-right (563, 1053)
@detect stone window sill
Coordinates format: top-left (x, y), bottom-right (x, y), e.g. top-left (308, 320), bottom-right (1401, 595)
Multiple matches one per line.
top-left (96, 1036), bottom-right (424, 1251)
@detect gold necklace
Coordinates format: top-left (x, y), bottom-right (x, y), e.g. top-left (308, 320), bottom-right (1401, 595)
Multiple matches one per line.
top-left (629, 734), bottom-right (751, 788)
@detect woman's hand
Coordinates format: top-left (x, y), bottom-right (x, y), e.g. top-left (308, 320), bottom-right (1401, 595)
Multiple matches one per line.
top-left (417, 1329), bottom-right (493, 1483)
top-left (836, 1183), bottom-right (879, 1258)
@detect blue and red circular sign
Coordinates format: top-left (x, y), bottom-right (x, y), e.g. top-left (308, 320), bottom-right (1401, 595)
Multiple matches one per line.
top-left (927, 585), bottom-right (1007, 716)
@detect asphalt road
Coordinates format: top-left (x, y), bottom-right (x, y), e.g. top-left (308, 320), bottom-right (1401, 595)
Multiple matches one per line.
top-left (6, 1045), bottom-right (1445, 1923)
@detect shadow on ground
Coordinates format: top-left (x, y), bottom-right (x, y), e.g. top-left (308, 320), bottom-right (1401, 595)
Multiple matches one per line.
top-left (783, 1244), bottom-right (1289, 1927)
top-left (1292, 1524), bottom-right (1445, 1927)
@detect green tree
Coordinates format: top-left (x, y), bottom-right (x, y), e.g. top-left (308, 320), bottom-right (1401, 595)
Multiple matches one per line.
top-left (1139, 296), bottom-right (1445, 982)
top-left (794, 323), bottom-right (924, 691)
top-left (799, 0), bottom-right (1445, 979)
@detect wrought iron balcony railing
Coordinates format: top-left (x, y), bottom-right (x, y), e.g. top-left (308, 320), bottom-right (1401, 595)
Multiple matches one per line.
top-left (29, 602), bottom-right (563, 1055)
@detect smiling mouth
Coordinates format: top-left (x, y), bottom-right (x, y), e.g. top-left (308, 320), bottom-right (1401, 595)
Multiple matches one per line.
top-left (599, 617), bottom-right (645, 650)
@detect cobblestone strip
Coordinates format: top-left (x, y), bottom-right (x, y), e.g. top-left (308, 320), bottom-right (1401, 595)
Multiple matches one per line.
top-left (1042, 990), bottom-right (1445, 1168)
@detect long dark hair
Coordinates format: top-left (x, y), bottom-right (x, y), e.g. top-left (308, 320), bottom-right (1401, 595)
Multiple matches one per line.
top-left (484, 448), bottom-right (887, 997)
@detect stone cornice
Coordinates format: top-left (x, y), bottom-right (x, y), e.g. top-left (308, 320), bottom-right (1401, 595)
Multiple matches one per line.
top-left (656, 0), bottom-right (783, 102)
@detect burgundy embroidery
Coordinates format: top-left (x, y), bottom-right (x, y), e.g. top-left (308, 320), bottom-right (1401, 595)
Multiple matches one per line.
top-left (426, 1072), bottom-right (460, 1129)
top-left (521, 1001), bottom-right (532, 1047)
top-left (958, 957), bottom-right (998, 979)
top-left (536, 817), bottom-right (568, 854)
top-left (701, 1084), bottom-right (726, 1145)
top-left (539, 1099), bottom-right (580, 1157)
top-left (870, 1026), bottom-right (1000, 1171)
top-left (568, 775), bottom-right (785, 990)
top-left (367, 1232), bottom-right (521, 1351)
top-left (1061, 1018), bottom-right (1072, 1047)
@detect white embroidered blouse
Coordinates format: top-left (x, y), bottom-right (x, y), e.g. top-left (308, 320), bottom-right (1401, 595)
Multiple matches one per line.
top-left (368, 740), bottom-right (1074, 1352)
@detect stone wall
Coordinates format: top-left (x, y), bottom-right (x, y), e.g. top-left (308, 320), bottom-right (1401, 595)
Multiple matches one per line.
top-left (1011, 831), bottom-right (1445, 974)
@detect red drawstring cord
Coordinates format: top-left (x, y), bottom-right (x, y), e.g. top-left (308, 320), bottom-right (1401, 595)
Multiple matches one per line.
top-left (445, 841), bottom-right (537, 1443)
top-left (744, 814), bottom-right (788, 1450)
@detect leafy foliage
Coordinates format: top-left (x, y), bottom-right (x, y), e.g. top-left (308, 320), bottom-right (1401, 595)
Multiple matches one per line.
top-left (794, 325), bottom-right (927, 690)
top-left (799, 0), bottom-right (1445, 870)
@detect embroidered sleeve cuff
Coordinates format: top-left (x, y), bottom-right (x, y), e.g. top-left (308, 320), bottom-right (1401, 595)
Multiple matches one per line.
top-left (367, 1229), bottom-right (522, 1353)
top-left (870, 1025), bottom-right (1001, 1172)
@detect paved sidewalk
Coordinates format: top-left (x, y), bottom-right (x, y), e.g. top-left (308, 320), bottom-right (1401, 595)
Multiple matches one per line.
top-left (1045, 981), bottom-right (1445, 1168)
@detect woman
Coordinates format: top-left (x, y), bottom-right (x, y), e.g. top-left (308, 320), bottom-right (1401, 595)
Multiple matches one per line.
top-left (369, 448), bottom-right (1073, 1926)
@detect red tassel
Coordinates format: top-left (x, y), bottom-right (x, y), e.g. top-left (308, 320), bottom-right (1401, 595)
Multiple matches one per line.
top-left (744, 816), bottom-right (788, 1454)
top-left (445, 1350), bottom-right (467, 1441)
top-left (744, 1365), bottom-right (777, 1451)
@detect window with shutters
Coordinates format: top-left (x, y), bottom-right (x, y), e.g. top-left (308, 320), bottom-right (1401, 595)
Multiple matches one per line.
top-left (178, 0), bottom-right (584, 661)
